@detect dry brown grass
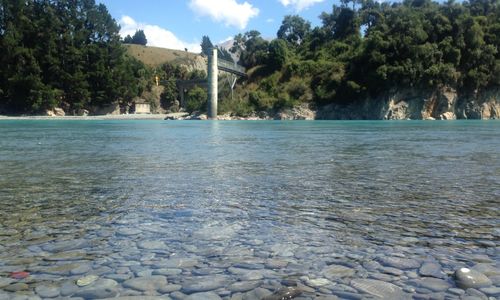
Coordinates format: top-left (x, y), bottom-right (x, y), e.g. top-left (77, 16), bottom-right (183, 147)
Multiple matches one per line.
top-left (124, 44), bottom-right (200, 67)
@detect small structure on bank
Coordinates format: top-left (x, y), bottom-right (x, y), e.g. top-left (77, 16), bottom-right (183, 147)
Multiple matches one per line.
top-left (133, 100), bottom-right (151, 114)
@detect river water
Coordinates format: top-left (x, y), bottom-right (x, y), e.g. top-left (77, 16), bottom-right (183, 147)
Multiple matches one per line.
top-left (0, 120), bottom-right (498, 300)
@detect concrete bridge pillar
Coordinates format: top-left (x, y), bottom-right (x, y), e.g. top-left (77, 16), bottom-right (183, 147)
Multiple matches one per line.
top-left (207, 48), bottom-right (218, 119)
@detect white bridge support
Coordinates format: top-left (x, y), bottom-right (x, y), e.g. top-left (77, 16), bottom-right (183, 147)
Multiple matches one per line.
top-left (207, 48), bottom-right (218, 119)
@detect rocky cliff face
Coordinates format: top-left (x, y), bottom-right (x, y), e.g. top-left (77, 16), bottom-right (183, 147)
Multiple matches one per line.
top-left (178, 55), bottom-right (207, 74)
top-left (316, 87), bottom-right (499, 120)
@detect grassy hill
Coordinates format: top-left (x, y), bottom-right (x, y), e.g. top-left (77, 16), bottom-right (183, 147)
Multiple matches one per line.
top-left (124, 44), bottom-right (201, 67)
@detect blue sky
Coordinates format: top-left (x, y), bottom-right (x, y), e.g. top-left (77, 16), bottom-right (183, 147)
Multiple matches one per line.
top-left (98, 0), bottom-right (335, 52)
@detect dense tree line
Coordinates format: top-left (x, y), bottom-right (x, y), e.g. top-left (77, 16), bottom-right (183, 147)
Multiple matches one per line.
top-left (229, 0), bottom-right (500, 112)
top-left (123, 30), bottom-right (147, 46)
top-left (2, 0), bottom-right (497, 115)
top-left (0, 0), bottom-right (148, 114)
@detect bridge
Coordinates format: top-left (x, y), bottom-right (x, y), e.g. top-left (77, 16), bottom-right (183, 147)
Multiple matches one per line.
top-left (206, 48), bottom-right (246, 119)
top-left (164, 49), bottom-right (246, 118)
top-left (217, 57), bottom-right (246, 77)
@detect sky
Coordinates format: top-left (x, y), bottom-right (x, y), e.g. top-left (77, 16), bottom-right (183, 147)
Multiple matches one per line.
top-left (98, 0), bottom-right (336, 52)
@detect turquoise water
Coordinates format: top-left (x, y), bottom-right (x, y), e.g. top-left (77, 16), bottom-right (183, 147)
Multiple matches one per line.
top-left (0, 120), bottom-right (499, 299)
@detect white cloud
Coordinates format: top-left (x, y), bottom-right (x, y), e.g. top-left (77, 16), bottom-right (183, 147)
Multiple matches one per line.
top-left (189, 0), bottom-right (259, 29)
top-left (266, 18), bottom-right (275, 23)
top-left (279, 0), bottom-right (324, 11)
top-left (119, 16), bottom-right (201, 53)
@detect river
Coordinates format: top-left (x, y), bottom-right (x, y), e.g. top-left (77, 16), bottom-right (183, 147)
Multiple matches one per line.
top-left (0, 120), bottom-right (499, 299)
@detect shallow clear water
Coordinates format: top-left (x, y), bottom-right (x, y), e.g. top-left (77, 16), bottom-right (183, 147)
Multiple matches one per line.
top-left (0, 120), bottom-right (499, 299)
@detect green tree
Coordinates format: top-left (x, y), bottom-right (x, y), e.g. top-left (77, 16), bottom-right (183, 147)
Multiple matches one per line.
top-left (231, 30), bottom-right (269, 68)
top-left (186, 86), bottom-right (207, 113)
top-left (268, 39), bottom-right (290, 70)
top-left (123, 34), bottom-right (133, 43)
top-left (277, 15), bottom-right (311, 46)
top-left (201, 35), bottom-right (213, 56)
top-left (131, 30), bottom-right (147, 45)
top-left (0, 0), bottom-right (148, 113)
top-left (160, 78), bottom-right (178, 109)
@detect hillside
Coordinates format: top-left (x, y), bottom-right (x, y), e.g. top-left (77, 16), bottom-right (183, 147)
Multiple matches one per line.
top-left (124, 44), bottom-right (206, 70)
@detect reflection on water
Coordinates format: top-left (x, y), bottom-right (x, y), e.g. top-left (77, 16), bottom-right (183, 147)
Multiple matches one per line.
top-left (0, 120), bottom-right (498, 299)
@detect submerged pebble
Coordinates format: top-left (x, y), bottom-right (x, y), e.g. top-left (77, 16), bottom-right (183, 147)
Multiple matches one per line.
top-left (454, 268), bottom-right (492, 289)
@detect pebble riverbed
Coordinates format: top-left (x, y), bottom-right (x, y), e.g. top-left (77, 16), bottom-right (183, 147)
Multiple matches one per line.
top-left (0, 120), bottom-right (499, 300)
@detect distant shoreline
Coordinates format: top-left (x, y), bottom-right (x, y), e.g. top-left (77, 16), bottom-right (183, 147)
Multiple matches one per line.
top-left (0, 114), bottom-right (169, 120)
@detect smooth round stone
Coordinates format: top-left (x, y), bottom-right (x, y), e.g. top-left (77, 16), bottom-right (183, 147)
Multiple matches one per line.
top-left (42, 239), bottom-right (89, 252)
top-left (0, 292), bottom-right (11, 300)
top-left (233, 262), bottom-right (265, 270)
top-left (333, 290), bottom-right (366, 300)
top-left (399, 237), bottom-right (419, 245)
top-left (471, 264), bottom-right (500, 277)
top-left (262, 287), bottom-right (301, 300)
top-left (170, 291), bottom-right (187, 299)
top-left (77, 275), bottom-right (99, 287)
top-left (137, 240), bottom-right (167, 250)
top-left (123, 276), bottom-right (168, 292)
top-left (270, 244), bottom-right (296, 257)
top-left (0, 278), bottom-right (13, 288)
top-left (160, 258), bottom-right (198, 268)
top-left (468, 255), bottom-right (493, 264)
top-left (5, 282), bottom-right (29, 292)
top-left (465, 288), bottom-right (488, 299)
top-left (73, 287), bottom-right (118, 299)
top-left (193, 224), bottom-right (242, 241)
top-left (185, 292), bottom-right (222, 300)
top-left (116, 228), bottom-right (142, 236)
top-left (43, 251), bottom-right (86, 261)
top-left (454, 268), bottom-right (492, 289)
top-left (136, 270), bottom-right (153, 277)
top-left (306, 278), bottom-right (331, 287)
top-left (489, 275), bottom-right (500, 285)
top-left (477, 240), bottom-right (496, 247)
top-left (479, 286), bottom-right (500, 297)
top-left (152, 268), bottom-right (182, 276)
top-left (158, 284), bottom-right (182, 293)
top-left (322, 264), bottom-right (356, 279)
top-left (191, 268), bottom-right (224, 276)
top-left (181, 276), bottom-right (230, 294)
top-left (60, 280), bottom-right (79, 296)
top-left (45, 263), bottom-right (82, 275)
top-left (265, 259), bottom-right (289, 269)
top-left (410, 277), bottom-right (451, 292)
top-left (363, 261), bottom-right (382, 271)
top-left (406, 271), bottom-right (419, 279)
top-left (237, 270), bottom-right (265, 281)
top-left (105, 274), bottom-right (132, 282)
top-left (419, 262), bottom-right (445, 279)
top-left (228, 281), bottom-right (261, 292)
top-left (369, 272), bottom-right (394, 282)
top-left (378, 256), bottom-right (421, 270)
top-left (35, 284), bottom-right (60, 298)
top-left (448, 288), bottom-right (465, 295)
top-left (380, 267), bottom-right (404, 276)
top-left (70, 264), bottom-right (92, 275)
top-left (350, 279), bottom-right (406, 299)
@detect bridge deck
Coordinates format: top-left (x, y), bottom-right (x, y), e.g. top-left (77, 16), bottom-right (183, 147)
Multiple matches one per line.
top-left (217, 59), bottom-right (246, 77)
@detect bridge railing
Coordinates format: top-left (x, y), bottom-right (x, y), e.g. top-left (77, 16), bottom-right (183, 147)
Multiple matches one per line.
top-left (217, 58), bottom-right (246, 76)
